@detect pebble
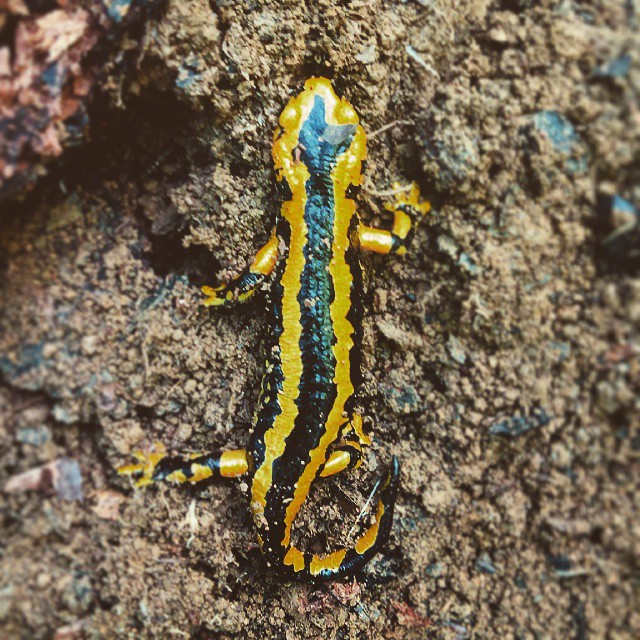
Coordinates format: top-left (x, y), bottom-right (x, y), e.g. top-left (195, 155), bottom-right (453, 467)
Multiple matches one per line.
top-left (602, 283), bottom-right (620, 312)
top-left (42, 343), bottom-right (57, 359)
top-left (52, 404), bottom-right (78, 424)
top-left (16, 426), bottom-right (51, 446)
top-left (489, 407), bottom-right (551, 437)
top-left (487, 26), bottom-right (508, 43)
top-left (592, 54), bottom-right (631, 79)
top-left (447, 335), bottom-right (467, 365)
top-left (550, 442), bottom-right (572, 468)
top-left (355, 43), bottom-right (377, 64)
top-left (595, 380), bottom-right (618, 415)
top-left (475, 553), bottom-right (497, 575)
top-left (175, 422), bottom-right (193, 441)
top-left (36, 573), bottom-right (52, 589)
top-left (80, 335), bottom-right (98, 356)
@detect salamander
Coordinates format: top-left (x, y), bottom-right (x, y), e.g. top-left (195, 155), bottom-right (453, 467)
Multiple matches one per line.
top-left (119, 77), bottom-right (430, 580)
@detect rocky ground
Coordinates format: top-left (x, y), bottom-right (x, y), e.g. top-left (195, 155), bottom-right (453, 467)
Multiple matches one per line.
top-left (1, 1), bottom-right (638, 638)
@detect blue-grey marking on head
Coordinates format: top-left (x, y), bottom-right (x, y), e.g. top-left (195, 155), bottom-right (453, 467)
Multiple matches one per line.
top-left (299, 96), bottom-right (357, 174)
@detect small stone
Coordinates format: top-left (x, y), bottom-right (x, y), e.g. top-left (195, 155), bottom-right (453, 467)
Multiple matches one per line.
top-left (487, 26), bottom-right (508, 43)
top-left (550, 442), bottom-right (572, 468)
top-left (489, 407), bottom-right (551, 437)
top-left (172, 329), bottom-right (185, 341)
top-left (55, 458), bottom-right (84, 502)
top-left (80, 335), bottom-right (98, 356)
top-left (381, 383), bottom-right (421, 414)
top-left (475, 552), bottom-right (497, 574)
top-left (437, 234), bottom-right (459, 261)
top-left (53, 404), bottom-right (78, 424)
top-left (457, 252), bottom-right (481, 275)
top-left (175, 422), bottom-right (193, 441)
top-left (184, 379), bottom-right (197, 395)
top-left (602, 283), bottom-right (620, 311)
top-left (61, 572), bottom-right (93, 614)
top-left (610, 195), bottom-right (637, 232)
top-left (42, 343), bottom-right (57, 359)
top-left (595, 380), bottom-right (618, 415)
top-left (627, 303), bottom-right (640, 325)
top-left (91, 490), bottom-right (126, 521)
top-left (19, 404), bottom-right (50, 425)
top-left (447, 335), bottom-right (467, 365)
top-left (36, 573), bottom-right (52, 589)
top-left (355, 43), bottom-right (377, 64)
top-left (4, 458), bottom-right (83, 501)
top-left (531, 110), bottom-right (587, 175)
top-left (592, 54), bottom-right (631, 79)
top-left (16, 426), bottom-right (51, 446)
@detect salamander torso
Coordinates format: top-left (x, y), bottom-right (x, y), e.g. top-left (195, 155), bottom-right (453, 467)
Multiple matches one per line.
top-left (120, 77), bottom-right (429, 581)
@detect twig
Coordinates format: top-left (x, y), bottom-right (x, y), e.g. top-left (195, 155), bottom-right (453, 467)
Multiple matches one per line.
top-left (368, 119), bottom-right (414, 139)
top-left (347, 476), bottom-right (381, 539)
top-left (405, 44), bottom-right (440, 78)
top-left (362, 183), bottom-right (414, 197)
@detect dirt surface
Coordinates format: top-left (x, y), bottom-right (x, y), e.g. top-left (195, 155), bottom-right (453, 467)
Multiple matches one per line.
top-left (0, 0), bottom-right (162, 203)
top-left (1, 1), bottom-right (639, 638)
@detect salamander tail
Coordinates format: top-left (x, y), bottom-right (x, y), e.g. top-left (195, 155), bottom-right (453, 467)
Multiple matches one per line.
top-left (277, 456), bottom-right (400, 581)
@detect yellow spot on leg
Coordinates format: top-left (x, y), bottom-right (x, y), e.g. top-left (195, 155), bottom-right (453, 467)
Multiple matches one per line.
top-left (201, 284), bottom-right (226, 307)
top-left (187, 464), bottom-right (214, 483)
top-left (250, 232), bottom-right (279, 276)
top-left (320, 450), bottom-right (353, 478)
top-left (358, 227), bottom-right (394, 254)
top-left (117, 442), bottom-right (167, 487)
top-left (219, 449), bottom-right (249, 477)
top-left (385, 181), bottom-right (431, 219)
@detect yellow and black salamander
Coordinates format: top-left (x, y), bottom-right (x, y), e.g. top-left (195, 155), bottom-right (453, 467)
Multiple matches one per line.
top-left (120, 77), bottom-right (430, 580)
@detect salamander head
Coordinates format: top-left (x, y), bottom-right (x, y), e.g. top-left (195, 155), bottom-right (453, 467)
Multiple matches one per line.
top-left (273, 77), bottom-right (366, 186)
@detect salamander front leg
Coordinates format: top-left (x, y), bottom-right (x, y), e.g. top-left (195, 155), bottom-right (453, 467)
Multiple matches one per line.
top-left (202, 231), bottom-right (279, 307)
top-left (118, 444), bottom-right (249, 486)
top-left (358, 182), bottom-right (430, 256)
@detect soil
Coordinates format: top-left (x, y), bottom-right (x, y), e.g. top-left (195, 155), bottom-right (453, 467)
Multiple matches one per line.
top-left (1, 1), bottom-right (639, 639)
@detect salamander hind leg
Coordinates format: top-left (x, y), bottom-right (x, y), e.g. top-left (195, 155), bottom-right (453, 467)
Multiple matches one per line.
top-left (202, 231), bottom-right (279, 307)
top-left (358, 182), bottom-right (430, 256)
top-left (320, 414), bottom-right (372, 478)
top-left (320, 438), bottom-right (363, 478)
top-left (118, 444), bottom-right (249, 487)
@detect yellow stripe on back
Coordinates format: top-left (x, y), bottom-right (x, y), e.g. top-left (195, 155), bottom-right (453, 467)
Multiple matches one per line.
top-left (250, 79), bottom-right (320, 525)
